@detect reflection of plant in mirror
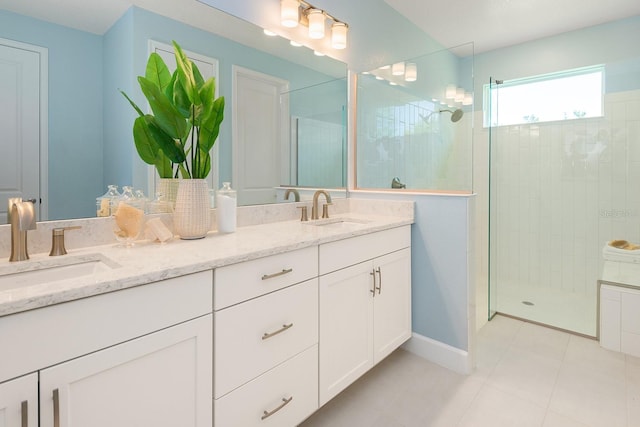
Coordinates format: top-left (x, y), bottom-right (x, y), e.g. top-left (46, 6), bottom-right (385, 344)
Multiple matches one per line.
top-left (120, 41), bottom-right (225, 179)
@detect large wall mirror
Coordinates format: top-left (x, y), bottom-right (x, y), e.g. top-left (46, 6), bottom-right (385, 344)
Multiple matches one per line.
top-left (0, 0), bottom-right (347, 222)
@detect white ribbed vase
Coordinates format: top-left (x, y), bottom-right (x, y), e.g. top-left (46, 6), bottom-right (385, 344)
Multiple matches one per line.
top-left (173, 179), bottom-right (211, 239)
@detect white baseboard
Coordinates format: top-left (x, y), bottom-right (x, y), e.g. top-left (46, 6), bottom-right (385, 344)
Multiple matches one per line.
top-left (402, 332), bottom-right (472, 375)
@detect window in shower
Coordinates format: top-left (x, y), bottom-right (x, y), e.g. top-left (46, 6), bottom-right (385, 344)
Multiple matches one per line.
top-left (483, 65), bottom-right (604, 127)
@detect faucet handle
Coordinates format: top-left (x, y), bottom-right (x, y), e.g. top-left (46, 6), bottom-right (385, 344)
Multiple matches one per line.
top-left (50, 226), bottom-right (82, 256)
top-left (297, 206), bottom-right (309, 222)
top-left (322, 204), bottom-right (330, 219)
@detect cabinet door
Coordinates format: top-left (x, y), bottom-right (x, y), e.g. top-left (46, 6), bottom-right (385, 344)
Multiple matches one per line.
top-left (319, 261), bottom-right (374, 406)
top-left (373, 248), bottom-right (412, 364)
top-left (39, 315), bottom-right (212, 427)
top-left (0, 373), bottom-right (37, 427)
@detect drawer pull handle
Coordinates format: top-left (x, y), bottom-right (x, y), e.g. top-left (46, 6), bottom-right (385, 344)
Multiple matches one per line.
top-left (262, 323), bottom-right (294, 340)
top-left (53, 389), bottom-right (60, 427)
top-left (262, 268), bottom-right (293, 280)
top-left (21, 400), bottom-right (28, 427)
top-left (261, 396), bottom-right (293, 420)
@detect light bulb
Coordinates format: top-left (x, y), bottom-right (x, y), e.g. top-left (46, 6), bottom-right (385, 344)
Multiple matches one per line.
top-left (445, 84), bottom-right (456, 99)
top-left (405, 63), bottom-right (417, 82)
top-left (455, 88), bottom-right (464, 103)
top-left (308, 9), bottom-right (325, 39)
top-left (391, 62), bottom-right (405, 76)
top-left (331, 22), bottom-right (348, 49)
top-left (281, 0), bottom-right (299, 28)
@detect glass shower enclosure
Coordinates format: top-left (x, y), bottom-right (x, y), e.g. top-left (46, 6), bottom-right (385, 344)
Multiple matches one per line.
top-left (487, 60), bottom-right (640, 336)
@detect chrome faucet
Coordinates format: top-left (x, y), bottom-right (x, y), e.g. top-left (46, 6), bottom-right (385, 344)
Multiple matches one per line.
top-left (284, 188), bottom-right (300, 202)
top-left (311, 190), bottom-right (332, 220)
top-left (8, 198), bottom-right (37, 262)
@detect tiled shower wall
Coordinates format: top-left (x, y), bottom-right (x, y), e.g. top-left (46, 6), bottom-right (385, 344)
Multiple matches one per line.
top-left (475, 89), bottom-right (640, 332)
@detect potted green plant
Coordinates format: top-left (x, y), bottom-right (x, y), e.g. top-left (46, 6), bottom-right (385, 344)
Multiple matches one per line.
top-left (121, 41), bottom-right (225, 239)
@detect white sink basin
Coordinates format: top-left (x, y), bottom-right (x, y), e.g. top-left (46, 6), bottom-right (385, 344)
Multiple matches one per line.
top-left (304, 217), bottom-right (371, 228)
top-left (0, 254), bottom-right (120, 291)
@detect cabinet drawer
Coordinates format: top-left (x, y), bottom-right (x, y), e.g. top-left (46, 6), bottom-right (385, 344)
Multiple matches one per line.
top-left (214, 246), bottom-right (318, 310)
top-left (214, 345), bottom-right (318, 427)
top-left (214, 279), bottom-right (318, 398)
top-left (0, 270), bottom-right (212, 383)
top-left (319, 226), bottom-right (410, 275)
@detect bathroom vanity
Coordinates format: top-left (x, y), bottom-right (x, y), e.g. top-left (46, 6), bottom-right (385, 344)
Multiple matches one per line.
top-left (0, 200), bottom-right (413, 426)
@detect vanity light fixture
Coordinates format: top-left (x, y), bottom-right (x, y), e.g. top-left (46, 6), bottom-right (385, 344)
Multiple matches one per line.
top-left (281, 0), bottom-right (300, 27)
top-left (405, 63), bottom-right (417, 82)
top-left (463, 92), bottom-right (473, 106)
top-left (280, 0), bottom-right (349, 49)
top-left (307, 8), bottom-right (325, 39)
top-left (331, 22), bottom-right (348, 49)
top-left (445, 84), bottom-right (457, 99)
top-left (391, 62), bottom-right (405, 76)
top-left (455, 88), bottom-right (465, 103)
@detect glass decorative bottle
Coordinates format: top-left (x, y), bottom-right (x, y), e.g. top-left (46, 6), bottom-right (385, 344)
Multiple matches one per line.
top-left (216, 182), bottom-right (237, 233)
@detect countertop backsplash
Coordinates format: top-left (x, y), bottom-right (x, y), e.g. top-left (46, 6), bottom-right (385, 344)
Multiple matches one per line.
top-left (0, 198), bottom-right (413, 259)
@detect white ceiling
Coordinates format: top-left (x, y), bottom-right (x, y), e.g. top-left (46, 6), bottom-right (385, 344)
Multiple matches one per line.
top-left (1, 0), bottom-right (639, 55)
top-left (384, 0), bottom-right (640, 53)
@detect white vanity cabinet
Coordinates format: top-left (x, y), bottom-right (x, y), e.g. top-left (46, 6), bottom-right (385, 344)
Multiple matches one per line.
top-left (0, 271), bottom-right (213, 427)
top-left (213, 246), bottom-right (319, 427)
top-left (318, 226), bottom-right (411, 405)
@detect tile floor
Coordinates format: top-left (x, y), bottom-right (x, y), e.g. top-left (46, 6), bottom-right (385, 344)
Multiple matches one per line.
top-left (300, 315), bottom-right (640, 427)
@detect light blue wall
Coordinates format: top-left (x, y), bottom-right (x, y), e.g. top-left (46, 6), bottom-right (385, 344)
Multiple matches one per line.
top-left (103, 8), bottom-right (135, 189)
top-left (471, 15), bottom-right (640, 109)
top-left (0, 10), bottom-right (103, 220)
top-left (350, 192), bottom-right (474, 350)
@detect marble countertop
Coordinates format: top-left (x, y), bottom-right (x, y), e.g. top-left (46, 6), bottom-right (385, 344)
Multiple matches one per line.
top-left (0, 212), bottom-right (413, 317)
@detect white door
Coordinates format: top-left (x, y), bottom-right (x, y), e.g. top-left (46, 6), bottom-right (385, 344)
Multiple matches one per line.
top-left (39, 315), bottom-right (212, 427)
top-left (147, 41), bottom-right (220, 196)
top-left (372, 248), bottom-right (412, 364)
top-left (0, 39), bottom-right (47, 222)
top-left (0, 373), bottom-right (38, 427)
top-left (232, 66), bottom-right (289, 205)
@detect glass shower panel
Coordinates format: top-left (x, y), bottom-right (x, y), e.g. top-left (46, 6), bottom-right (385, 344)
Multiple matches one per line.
top-left (487, 58), bottom-right (640, 336)
top-left (355, 44), bottom-right (474, 192)
top-left (488, 77), bottom-right (500, 321)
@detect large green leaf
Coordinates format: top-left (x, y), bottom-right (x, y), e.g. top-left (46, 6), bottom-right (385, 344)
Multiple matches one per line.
top-left (145, 53), bottom-right (172, 93)
top-left (138, 76), bottom-right (189, 141)
top-left (172, 76), bottom-right (192, 119)
top-left (199, 96), bottom-right (225, 153)
top-left (173, 41), bottom-right (200, 105)
top-left (145, 116), bottom-right (186, 164)
top-left (132, 115), bottom-right (160, 164)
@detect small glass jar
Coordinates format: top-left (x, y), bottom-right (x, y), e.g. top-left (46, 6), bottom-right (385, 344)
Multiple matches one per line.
top-left (112, 186), bottom-right (146, 247)
top-left (216, 182), bottom-right (237, 233)
top-left (96, 185), bottom-right (120, 217)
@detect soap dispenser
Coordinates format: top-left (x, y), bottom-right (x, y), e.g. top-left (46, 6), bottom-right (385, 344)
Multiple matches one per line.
top-left (216, 182), bottom-right (237, 233)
